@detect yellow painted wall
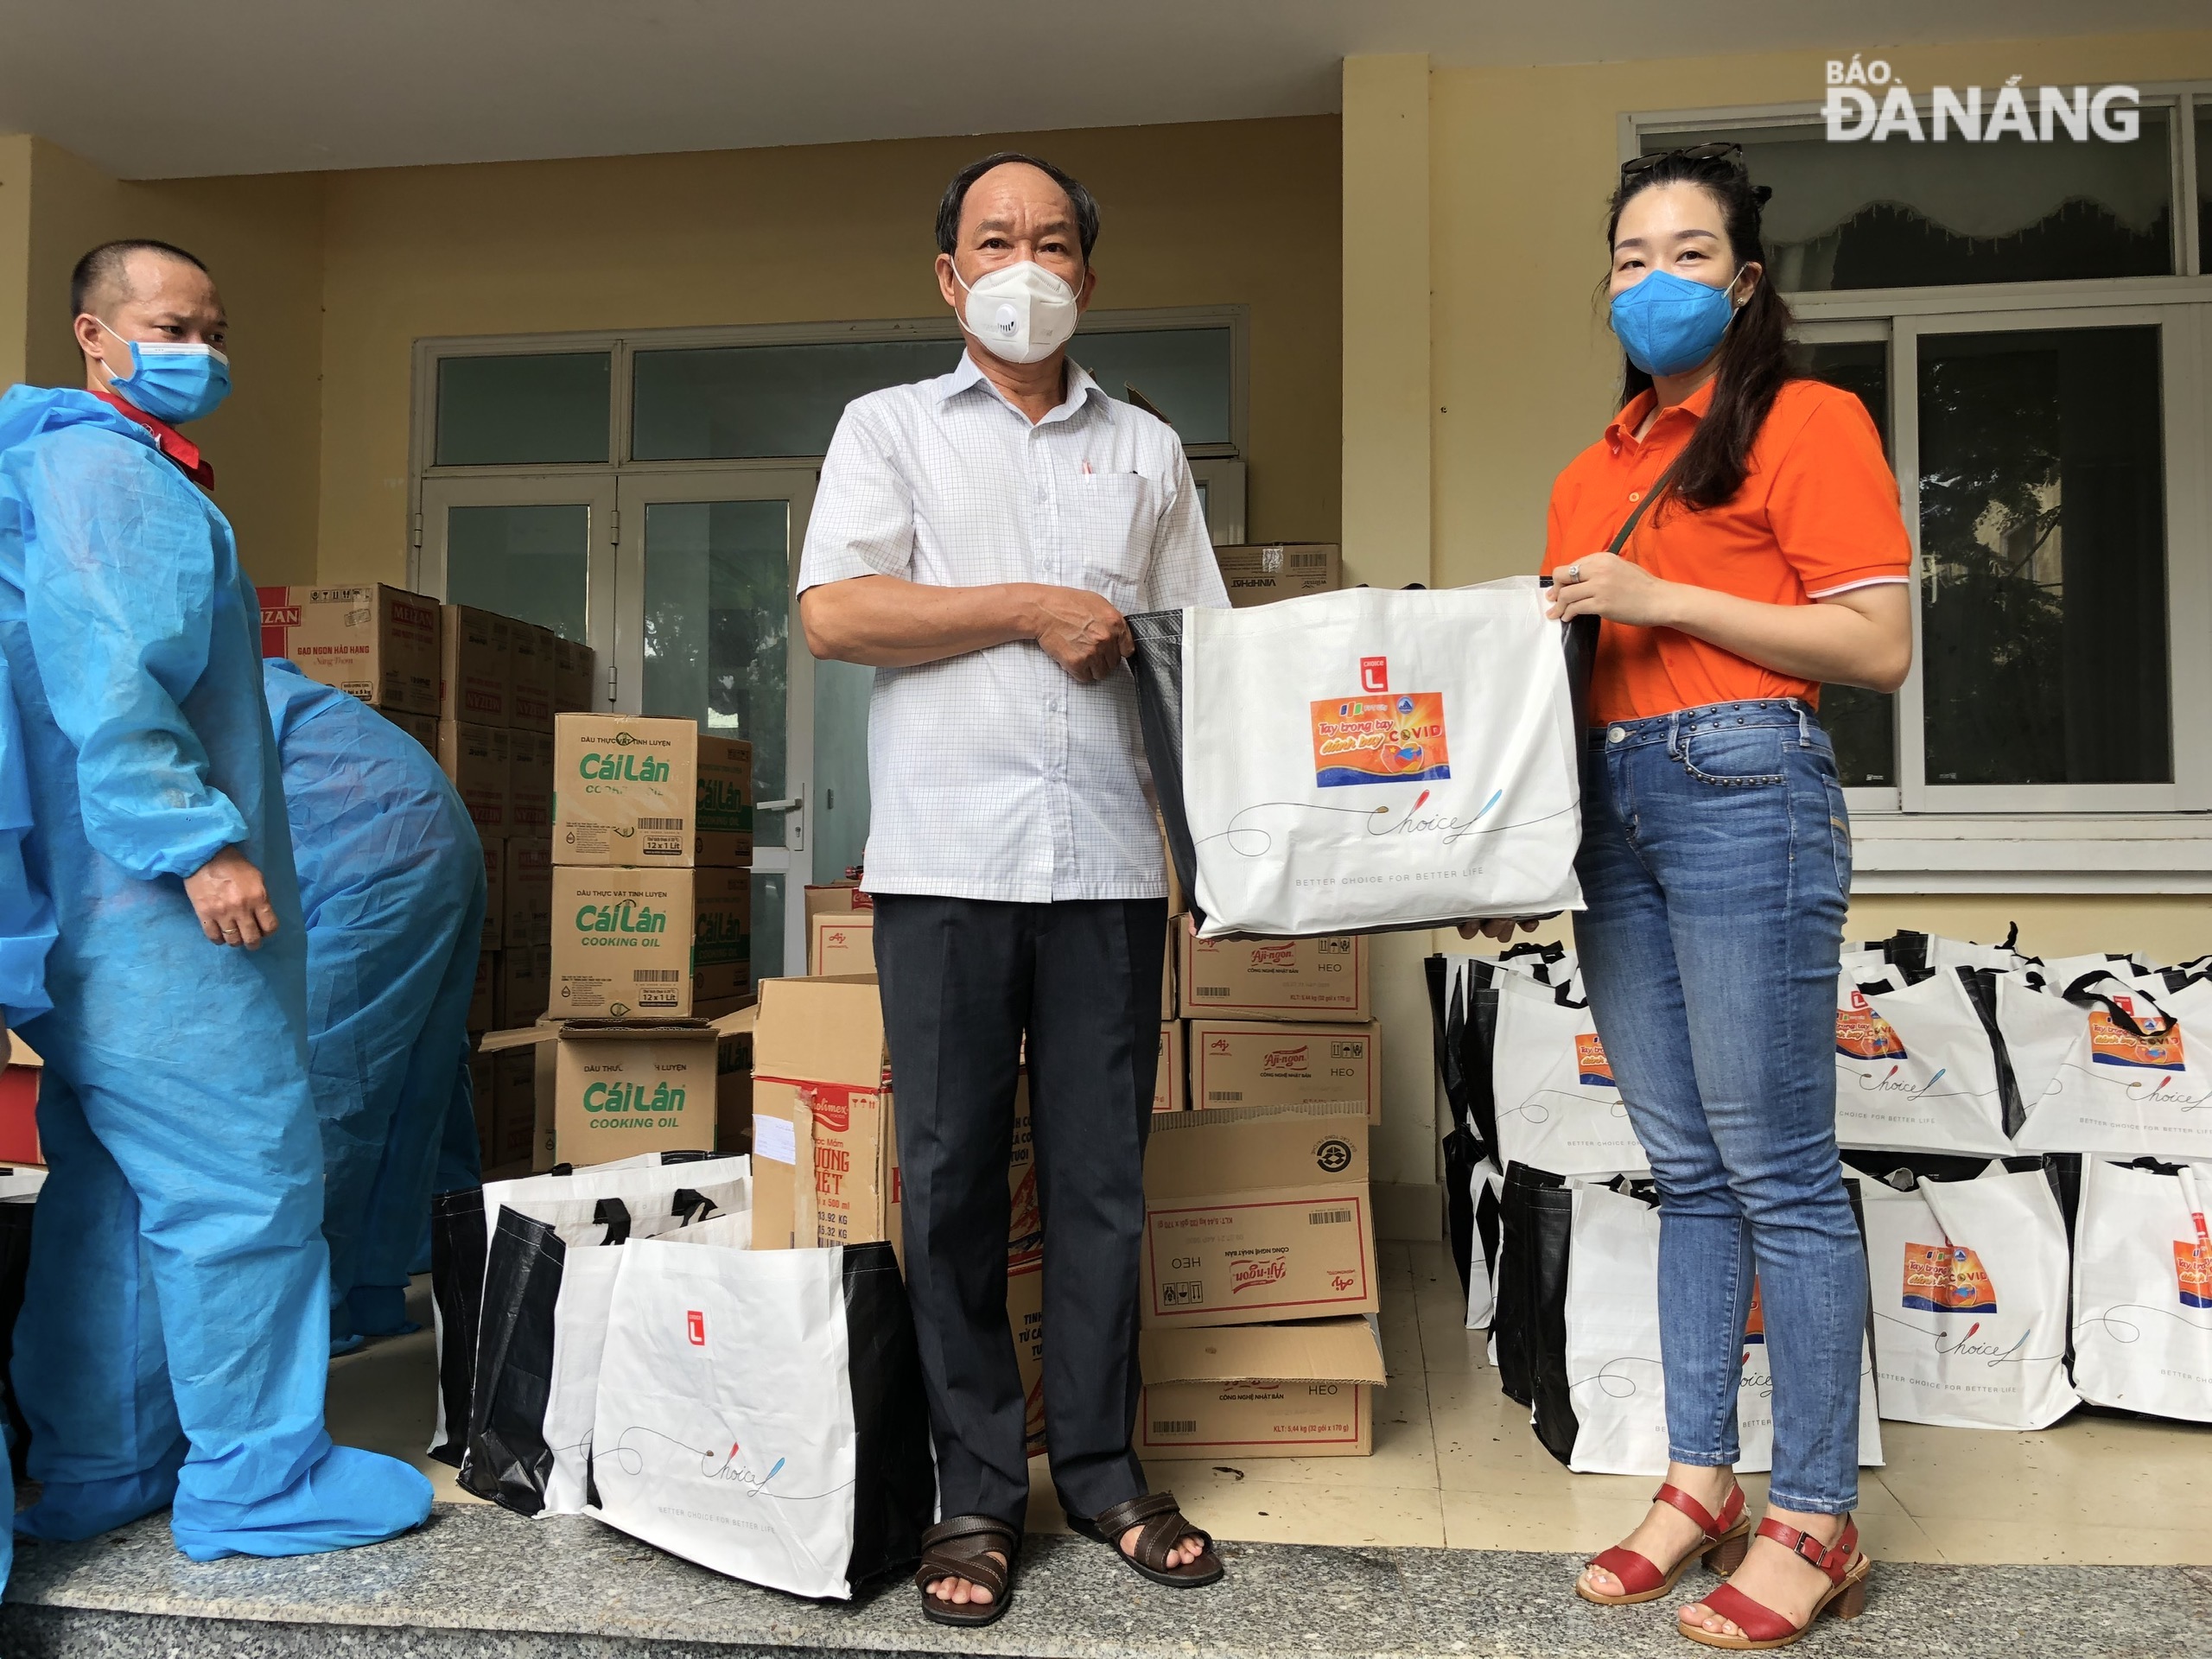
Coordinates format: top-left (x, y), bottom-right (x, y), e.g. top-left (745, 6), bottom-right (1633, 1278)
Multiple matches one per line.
top-left (316, 117), bottom-right (1342, 585)
top-left (0, 137), bottom-right (31, 390)
top-left (10, 139), bottom-right (325, 585)
top-left (1428, 31), bottom-right (2212, 587)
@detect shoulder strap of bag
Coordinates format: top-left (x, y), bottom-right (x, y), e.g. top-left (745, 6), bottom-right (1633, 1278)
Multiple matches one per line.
top-left (1606, 451), bottom-right (1688, 561)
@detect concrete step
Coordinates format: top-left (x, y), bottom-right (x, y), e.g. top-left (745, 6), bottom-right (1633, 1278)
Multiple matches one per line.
top-left (3, 1502), bottom-right (2203, 1658)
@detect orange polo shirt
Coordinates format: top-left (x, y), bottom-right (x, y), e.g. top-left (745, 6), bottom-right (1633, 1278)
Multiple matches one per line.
top-left (1540, 376), bottom-right (1910, 724)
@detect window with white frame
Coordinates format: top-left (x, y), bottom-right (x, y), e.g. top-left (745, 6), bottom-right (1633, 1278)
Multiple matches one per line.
top-left (1628, 88), bottom-right (2212, 852)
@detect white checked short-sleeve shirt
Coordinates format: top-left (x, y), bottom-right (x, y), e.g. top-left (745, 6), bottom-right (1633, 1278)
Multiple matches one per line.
top-left (798, 351), bottom-right (1227, 903)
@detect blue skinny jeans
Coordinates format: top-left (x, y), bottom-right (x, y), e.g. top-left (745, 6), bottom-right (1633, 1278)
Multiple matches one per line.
top-left (1573, 699), bottom-right (1866, 1516)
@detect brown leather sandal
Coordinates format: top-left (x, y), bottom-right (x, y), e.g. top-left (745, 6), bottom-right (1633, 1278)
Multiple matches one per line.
top-left (913, 1514), bottom-right (1019, 1628)
top-left (1071, 1491), bottom-right (1225, 1588)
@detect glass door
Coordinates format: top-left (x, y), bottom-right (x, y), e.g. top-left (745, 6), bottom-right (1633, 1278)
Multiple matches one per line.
top-left (418, 473), bottom-right (619, 678)
top-left (614, 469), bottom-right (820, 982)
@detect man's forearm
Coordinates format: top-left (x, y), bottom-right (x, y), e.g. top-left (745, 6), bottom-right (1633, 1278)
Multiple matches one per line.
top-left (800, 575), bottom-right (1041, 668)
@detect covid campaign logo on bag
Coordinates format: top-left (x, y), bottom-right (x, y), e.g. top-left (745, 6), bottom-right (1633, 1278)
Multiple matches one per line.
top-left (1310, 654), bottom-right (1452, 787)
top-left (1574, 1033), bottom-right (1613, 1089)
top-left (1902, 1243), bottom-right (1999, 1313)
top-left (1837, 989), bottom-right (1909, 1061)
top-left (2090, 999), bottom-right (2183, 1071)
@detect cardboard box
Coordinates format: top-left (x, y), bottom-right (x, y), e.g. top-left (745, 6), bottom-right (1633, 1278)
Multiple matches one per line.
top-left (1141, 1103), bottom-right (1374, 1329)
top-left (1160, 944), bottom-right (1176, 1021)
top-left (810, 910), bottom-right (875, 977)
top-left (553, 1019), bottom-right (718, 1164)
top-left (1, 1031), bottom-right (43, 1166)
top-left (1188, 1020), bottom-right (1379, 1122)
top-left (715, 1017), bottom-right (753, 1156)
top-left (1179, 922), bottom-right (1370, 1022)
top-left (750, 975), bottom-right (893, 1255)
top-left (385, 709), bottom-right (440, 753)
top-left (467, 1052), bottom-right (496, 1166)
top-left (258, 583), bottom-right (441, 714)
top-left (509, 625), bottom-right (556, 734)
top-left (468, 950), bottom-right (497, 1033)
top-left (1213, 543), bottom-right (1342, 609)
top-left (1138, 1318), bottom-right (1387, 1459)
top-left (552, 715), bottom-right (753, 867)
top-left (498, 941), bottom-right (550, 1027)
top-left (480, 838), bottom-right (505, 950)
top-left (552, 866), bottom-right (750, 1019)
top-left (507, 728), bottom-right (554, 837)
top-left (1153, 1021), bottom-right (1185, 1113)
top-left (438, 604), bottom-right (511, 728)
top-left (1008, 1253), bottom-right (1046, 1459)
top-left (553, 634), bottom-right (598, 714)
top-left (438, 720), bottom-right (511, 838)
top-left (493, 1049), bottom-right (537, 1168)
top-left (505, 836), bottom-right (552, 945)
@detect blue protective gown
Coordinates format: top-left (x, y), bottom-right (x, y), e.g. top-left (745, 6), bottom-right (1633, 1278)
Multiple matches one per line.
top-left (0, 645), bottom-right (58, 1602)
top-left (264, 660), bottom-right (483, 1347)
top-left (0, 385), bottom-right (431, 1560)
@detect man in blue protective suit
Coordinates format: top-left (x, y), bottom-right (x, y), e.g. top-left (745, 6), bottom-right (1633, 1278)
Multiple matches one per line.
top-left (0, 238), bottom-right (433, 1560)
top-left (264, 658), bottom-right (485, 1353)
top-left (0, 647), bottom-right (59, 1599)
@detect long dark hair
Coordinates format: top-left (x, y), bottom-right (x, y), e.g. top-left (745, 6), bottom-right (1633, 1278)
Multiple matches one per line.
top-left (1605, 151), bottom-right (1793, 512)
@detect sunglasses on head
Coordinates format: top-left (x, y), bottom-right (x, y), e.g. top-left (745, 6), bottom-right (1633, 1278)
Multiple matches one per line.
top-left (1622, 141), bottom-right (1745, 178)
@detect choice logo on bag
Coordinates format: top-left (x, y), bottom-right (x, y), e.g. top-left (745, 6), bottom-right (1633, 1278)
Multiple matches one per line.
top-left (1836, 992), bottom-right (1908, 1060)
top-left (2089, 1008), bottom-right (2183, 1071)
top-left (1902, 1243), bottom-right (1999, 1313)
top-left (1574, 1033), bottom-right (1613, 1088)
top-left (1310, 653), bottom-right (1451, 787)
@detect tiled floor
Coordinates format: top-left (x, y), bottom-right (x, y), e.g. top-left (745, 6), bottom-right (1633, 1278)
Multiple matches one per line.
top-left (336, 1240), bottom-right (2212, 1567)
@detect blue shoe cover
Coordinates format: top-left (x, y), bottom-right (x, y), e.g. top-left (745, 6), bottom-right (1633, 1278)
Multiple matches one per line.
top-left (328, 1333), bottom-right (366, 1358)
top-left (15, 1452), bottom-right (185, 1541)
top-left (171, 1446), bottom-right (433, 1562)
top-left (346, 1284), bottom-right (419, 1339)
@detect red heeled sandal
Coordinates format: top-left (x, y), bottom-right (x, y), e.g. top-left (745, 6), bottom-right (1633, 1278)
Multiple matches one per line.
top-left (1677, 1515), bottom-right (1870, 1650)
top-left (1576, 1481), bottom-right (1751, 1605)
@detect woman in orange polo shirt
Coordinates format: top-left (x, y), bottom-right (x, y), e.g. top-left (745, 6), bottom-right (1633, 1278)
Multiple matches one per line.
top-left (1518, 147), bottom-right (1910, 1649)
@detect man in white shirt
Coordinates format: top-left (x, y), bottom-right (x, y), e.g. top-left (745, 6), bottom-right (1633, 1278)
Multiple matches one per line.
top-left (798, 153), bottom-right (1228, 1624)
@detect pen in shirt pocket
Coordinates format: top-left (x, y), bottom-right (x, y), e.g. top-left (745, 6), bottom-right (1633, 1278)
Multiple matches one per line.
top-left (1082, 460), bottom-right (1093, 474)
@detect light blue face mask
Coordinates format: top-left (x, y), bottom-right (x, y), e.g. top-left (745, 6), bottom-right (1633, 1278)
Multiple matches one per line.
top-left (1607, 268), bottom-right (1741, 378)
top-left (100, 320), bottom-right (232, 423)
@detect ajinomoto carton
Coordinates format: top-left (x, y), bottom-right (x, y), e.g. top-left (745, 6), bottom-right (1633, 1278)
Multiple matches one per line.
top-left (258, 584), bottom-right (441, 715)
top-left (508, 625), bottom-right (556, 734)
top-left (480, 837), bottom-right (505, 950)
top-left (554, 1020), bottom-right (719, 1164)
top-left (551, 866), bottom-right (751, 1020)
top-left (1188, 1020), bottom-right (1380, 1122)
top-left (504, 837), bottom-right (552, 945)
top-left (438, 604), bottom-right (511, 727)
top-left (552, 715), bottom-right (753, 867)
top-left (810, 909), bottom-right (874, 977)
top-left (1138, 1318), bottom-right (1387, 1459)
top-left (552, 634), bottom-right (598, 714)
top-left (507, 728), bottom-right (554, 837)
top-left (438, 720), bottom-right (511, 838)
top-left (1179, 921), bottom-right (1370, 1022)
top-left (1212, 543), bottom-right (1342, 609)
top-left (1141, 1102), bottom-right (1374, 1330)
top-left (1154, 1022), bottom-right (1185, 1113)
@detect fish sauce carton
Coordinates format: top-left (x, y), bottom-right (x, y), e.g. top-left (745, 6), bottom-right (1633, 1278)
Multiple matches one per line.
top-left (553, 715), bottom-right (753, 867)
top-left (258, 584), bottom-right (440, 714)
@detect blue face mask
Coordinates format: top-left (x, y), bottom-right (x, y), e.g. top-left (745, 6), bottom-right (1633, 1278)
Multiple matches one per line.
top-left (1608, 268), bottom-right (1740, 378)
top-left (100, 321), bottom-right (232, 423)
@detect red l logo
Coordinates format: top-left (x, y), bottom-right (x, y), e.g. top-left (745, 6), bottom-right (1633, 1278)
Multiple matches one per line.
top-left (686, 1309), bottom-right (705, 1346)
top-left (1360, 656), bottom-right (1388, 693)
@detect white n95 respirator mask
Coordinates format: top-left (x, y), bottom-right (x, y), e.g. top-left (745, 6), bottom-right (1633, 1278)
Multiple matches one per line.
top-left (954, 259), bottom-right (1079, 365)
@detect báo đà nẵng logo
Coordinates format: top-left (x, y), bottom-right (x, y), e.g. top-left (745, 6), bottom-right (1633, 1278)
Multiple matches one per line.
top-left (1310, 655), bottom-right (1450, 788)
top-left (1901, 1242), bottom-right (1999, 1314)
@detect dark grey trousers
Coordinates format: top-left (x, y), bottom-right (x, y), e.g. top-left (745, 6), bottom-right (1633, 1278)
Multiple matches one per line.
top-left (872, 893), bottom-right (1167, 1528)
